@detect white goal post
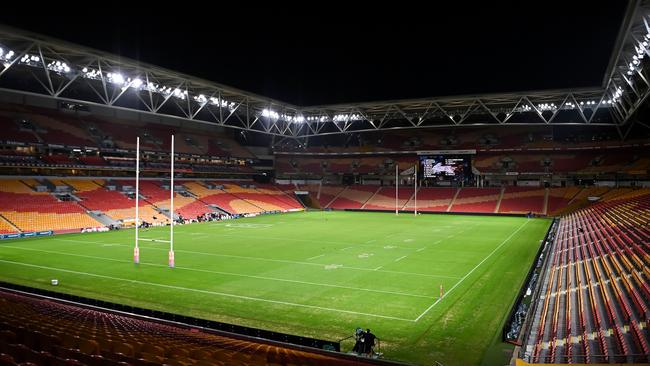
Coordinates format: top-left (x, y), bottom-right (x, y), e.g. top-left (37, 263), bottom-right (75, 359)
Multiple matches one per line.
top-left (134, 135), bottom-right (175, 268)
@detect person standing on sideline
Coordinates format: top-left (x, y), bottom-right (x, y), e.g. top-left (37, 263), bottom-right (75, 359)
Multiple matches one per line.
top-left (363, 329), bottom-right (376, 356)
top-left (352, 327), bottom-right (364, 354)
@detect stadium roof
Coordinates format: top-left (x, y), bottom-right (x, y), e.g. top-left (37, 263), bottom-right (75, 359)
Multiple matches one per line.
top-left (0, 0), bottom-right (649, 138)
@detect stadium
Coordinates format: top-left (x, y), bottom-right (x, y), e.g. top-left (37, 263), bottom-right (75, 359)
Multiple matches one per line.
top-left (0, 3), bottom-right (649, 366)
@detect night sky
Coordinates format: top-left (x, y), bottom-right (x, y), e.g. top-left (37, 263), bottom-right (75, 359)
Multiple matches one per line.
top-left (0, 2), bottom-right (629, 106)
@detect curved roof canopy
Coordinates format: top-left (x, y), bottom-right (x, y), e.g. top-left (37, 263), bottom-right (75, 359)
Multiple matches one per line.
top-left (0, 0), bottom-right (648, 138)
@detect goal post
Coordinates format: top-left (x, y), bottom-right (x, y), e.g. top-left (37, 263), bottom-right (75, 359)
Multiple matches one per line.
top-left (395, 164), bottom-right (398, 215)
top-left (134, 137), bottom-right (140, 264)
top-left (414, 163), bottom-right (418, 216)
top-left (133, 134), bottom-right (176, 268)
top-left (168, 134), bottom-right (175, 268)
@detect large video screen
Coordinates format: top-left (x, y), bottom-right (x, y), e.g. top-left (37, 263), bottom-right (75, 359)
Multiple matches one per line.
top-left (420, 156), bottom-right (469, 178)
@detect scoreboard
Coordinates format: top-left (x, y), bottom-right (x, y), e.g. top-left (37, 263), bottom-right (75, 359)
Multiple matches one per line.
top-left (422, 157), bottom-right (465, 177)
top-left (419, 154), bottom-right (472, 180)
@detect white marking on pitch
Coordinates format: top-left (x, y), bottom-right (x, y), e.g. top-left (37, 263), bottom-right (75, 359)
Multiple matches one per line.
top-left (413, 220), bottom-right (530, 322)
top-left (384, 245), bottom-right (396, 249)
top-left (0, 246), bottom-right (431, 299)
top-left (198, 231), bottom-right (364, 248)
top-left (416, 248), bottom-right (426, 252)
top-left (358, 253), bottom-right (374, 259)
top-left (374, 266), bottom-right (383, 271)
top-left (395, 255), bottom-right (407, 262)
top-left (50, 238), bottom-right (462, 279)
top-left (403, 239), bottom-right (414, 243)
top-left (0, 259), bottom-right (414, 322)
top-left (307, 254), bottom-right (325, 261)
top-left (225, 223), bottom-right (272, 229)
top-left (341, 246), bottom-right (354, 251)
top-left (324, 264), bottom-right (342, 270)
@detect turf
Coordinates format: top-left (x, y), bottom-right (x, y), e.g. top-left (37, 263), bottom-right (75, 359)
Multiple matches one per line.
top-left (0, 211), bottom-right (551, 365)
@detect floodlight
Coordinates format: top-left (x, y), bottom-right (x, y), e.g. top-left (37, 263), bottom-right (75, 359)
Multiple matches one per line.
top-left (131, 78), bottom-right (143, 88)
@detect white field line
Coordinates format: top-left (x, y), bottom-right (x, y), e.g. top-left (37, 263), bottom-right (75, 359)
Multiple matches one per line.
top-left (415, 239), bottom-right (442, 253)
top-left (306, 254), bottom-right (325, 261)
top-left (51, 239), bottom-right (462, 280)
top-left (395, 255), bottom-right (407, 262)
top-left (413, 220), bottom-right (531, 322)
top-left (213, 234), bottom-right (420, 251)
top-left (210, 232), bottom-right (364, 247)
top-left (374, 266), bottom-right (383, 271)
top-left (0, 245), bottom-right (432, 299)
top-left (0, 259), bottom-right (414, 322)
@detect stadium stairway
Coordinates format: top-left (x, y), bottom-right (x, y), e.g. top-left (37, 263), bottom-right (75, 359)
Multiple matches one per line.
top-left (185, 182), bottom-right (265, 215)
top-left (493, 187), bottom-right (505, 213)
top-left (0, 213), bottom-right (20, 234)
top-left (183, 182), bottom-right (235, 215)
top-left (318, 186), bottom-right (349, 208)
top-left (130, 180), bottom-right (213, 220)
top-left (542, 187), bottom-right (549, 215)
top-left (400, 189), bottom-right (417, 210)
top-left (449, 188), bottom-right (501, 213)
top-left (0, 179), bottom-right (104, 233)
top-left (361, 187), bottom-right (412, 211)
top-left (219, 183), bottom-right (279, 212)
top-left (446, 188), bottom-right (461, 212)
top-left (359, 187), bottom-right (382, 210)
top-left (85, 211), bottom-right (120, 227)
top-left (328, 185), bottom-right (379, 210)
top-left (498, 187), bottom-right (546, 214)
top-left (72, 182), bottom-right (168, 226)
top-left (296, 193), bottom-right (320, 209)
top-left (253, 184), bottom-right (304, 210)
top-left (403, 187), bottom-right (455, 212)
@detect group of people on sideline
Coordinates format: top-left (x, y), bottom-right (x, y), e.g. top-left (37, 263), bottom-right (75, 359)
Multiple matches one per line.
top-left (352, 328), bottom-right (377, 357)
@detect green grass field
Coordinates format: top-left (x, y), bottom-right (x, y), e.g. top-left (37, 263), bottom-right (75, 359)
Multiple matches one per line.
top-left (0, 211), bottom-right (551, 365)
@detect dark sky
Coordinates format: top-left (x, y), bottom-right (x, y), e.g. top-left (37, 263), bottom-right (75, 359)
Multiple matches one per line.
top-left (0, 2), bottom-right (629, 106)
